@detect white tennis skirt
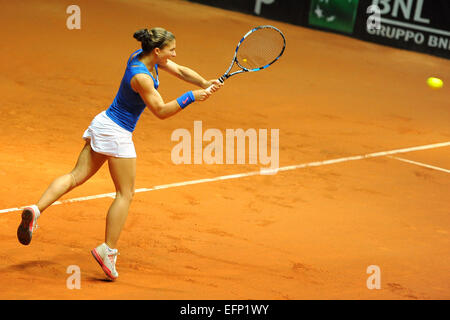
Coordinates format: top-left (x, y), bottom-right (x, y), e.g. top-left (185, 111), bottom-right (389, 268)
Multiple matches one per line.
top-left (83, 111), bottom-right (137, 158)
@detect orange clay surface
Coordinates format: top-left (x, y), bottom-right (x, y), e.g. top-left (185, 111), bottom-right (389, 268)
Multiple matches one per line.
top-left (0, 0), bottom-right (449, 300)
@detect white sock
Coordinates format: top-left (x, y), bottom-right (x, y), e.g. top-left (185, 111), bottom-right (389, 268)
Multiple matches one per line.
top-left (30, 204), bottom-right (40, 219)
top-left (105, 243), bottom-right (116, 252)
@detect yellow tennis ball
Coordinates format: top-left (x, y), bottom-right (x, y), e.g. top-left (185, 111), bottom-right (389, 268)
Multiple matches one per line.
top-left (243, 58), bottom-right (247, 62)
top-left (427, 77), bottom-right (443, 89)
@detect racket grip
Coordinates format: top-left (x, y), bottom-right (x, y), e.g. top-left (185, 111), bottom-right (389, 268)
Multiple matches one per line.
top-left (205, 77), bottom-right (225, 94)
top-left (205, 84), bottom-right (215, 95)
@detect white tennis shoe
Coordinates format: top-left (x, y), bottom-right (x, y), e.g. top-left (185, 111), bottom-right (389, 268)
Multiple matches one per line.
top-left (91, 243), bottom-right (119, 280)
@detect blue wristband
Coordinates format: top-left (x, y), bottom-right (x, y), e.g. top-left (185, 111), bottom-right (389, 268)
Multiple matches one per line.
top-left (177, 91), bottom-right (195, 109)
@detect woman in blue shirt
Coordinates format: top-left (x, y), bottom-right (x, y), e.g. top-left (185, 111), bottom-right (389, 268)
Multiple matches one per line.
top-left (17, 27), bottom-right (222, 280)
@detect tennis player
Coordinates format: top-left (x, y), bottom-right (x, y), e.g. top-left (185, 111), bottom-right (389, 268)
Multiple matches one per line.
top-left (17, 27), bottom-right (222, 280)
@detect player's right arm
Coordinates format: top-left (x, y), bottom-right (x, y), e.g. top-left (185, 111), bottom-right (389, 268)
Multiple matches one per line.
top-left (131, 74), bottom-right (211, 120)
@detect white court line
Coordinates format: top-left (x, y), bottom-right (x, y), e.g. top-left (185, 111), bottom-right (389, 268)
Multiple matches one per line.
top-left (388, 156), bottom-right (450, 174)
top-left (1, 141), bottom-right (449, 214)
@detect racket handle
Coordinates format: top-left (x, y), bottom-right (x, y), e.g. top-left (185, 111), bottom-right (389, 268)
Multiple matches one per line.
top-left (205, 77), bottom-right (225, 94)
top-left (205, 84), bottom-right (215, 95)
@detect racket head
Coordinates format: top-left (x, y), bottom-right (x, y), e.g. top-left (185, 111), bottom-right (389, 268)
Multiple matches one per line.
top-left (234, 25), bottom-right (286, 72)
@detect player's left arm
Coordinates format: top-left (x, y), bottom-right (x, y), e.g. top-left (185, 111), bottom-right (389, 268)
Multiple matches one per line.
top-left (159, 59), bottom-right (222, 90)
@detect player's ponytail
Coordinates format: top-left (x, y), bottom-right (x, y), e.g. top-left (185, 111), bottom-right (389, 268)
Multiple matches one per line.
top-left (133, 27), bottom-right (175, 54)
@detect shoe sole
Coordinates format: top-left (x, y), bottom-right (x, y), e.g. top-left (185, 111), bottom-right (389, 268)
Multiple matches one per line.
top-left (17, 208), bottom-right (34, 245)
top-left (91, 248), bottom-right (118, 281)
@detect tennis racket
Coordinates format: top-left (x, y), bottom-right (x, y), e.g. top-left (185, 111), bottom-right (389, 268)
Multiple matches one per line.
top-left (206, 25), bottom-right (286, 94)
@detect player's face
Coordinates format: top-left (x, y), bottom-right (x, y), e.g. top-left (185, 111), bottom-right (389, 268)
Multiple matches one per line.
top-left (157, 39), bottom-right (176, 63)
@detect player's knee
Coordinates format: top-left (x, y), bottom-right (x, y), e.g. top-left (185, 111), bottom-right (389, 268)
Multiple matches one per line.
top-left (69, 172), bottom-right (79, 188)
top-left (69, 169), bottom-right (91, 189)
top-left (116, 189), bottom-right (134, 202)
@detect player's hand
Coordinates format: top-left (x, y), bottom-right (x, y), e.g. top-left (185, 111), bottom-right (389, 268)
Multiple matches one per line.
top-left (192, 89), bottom-right (211, 101)
top-left (203, 79), bottom-right (224, 93)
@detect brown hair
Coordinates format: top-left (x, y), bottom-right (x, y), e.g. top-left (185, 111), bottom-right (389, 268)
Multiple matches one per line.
top-left (133, 27), bottom-right (175, 54)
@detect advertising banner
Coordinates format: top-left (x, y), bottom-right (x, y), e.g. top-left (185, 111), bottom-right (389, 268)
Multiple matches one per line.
top-left (188, 0), bottom-right (450, 59)
top-left (308, 0), bottom-right (360, 34)
top-left (355, 0), bottom-right (450, 59)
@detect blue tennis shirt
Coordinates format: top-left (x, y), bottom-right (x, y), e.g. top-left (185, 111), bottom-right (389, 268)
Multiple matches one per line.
top-left (106, 49), bottom-right (159, 132)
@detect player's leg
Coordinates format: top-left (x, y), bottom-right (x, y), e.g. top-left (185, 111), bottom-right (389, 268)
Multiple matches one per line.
top-left (91, 134), bottom-right (136, 280)
top-left (18, 141), bottom-right (107, 245)
top-left (36, 141), bottom-right (108, 213)
top-left (104, 156), bottom-right (136, 249)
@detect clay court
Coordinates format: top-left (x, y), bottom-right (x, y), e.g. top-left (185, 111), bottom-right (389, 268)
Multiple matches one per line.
top-left (0, 0), bottom-right (449, 299)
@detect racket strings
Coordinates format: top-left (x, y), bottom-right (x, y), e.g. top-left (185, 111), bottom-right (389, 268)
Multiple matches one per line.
top-left (236, 28), bottom-right (285, 70)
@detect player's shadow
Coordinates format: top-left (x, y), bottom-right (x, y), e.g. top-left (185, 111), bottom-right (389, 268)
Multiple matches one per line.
top-left (0, 260), bottom-right (57, 273)
top-left (85, 275), bottom-right (114, 283)
top-left (0, 259), bottom-right (112, 282)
